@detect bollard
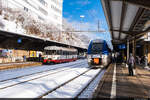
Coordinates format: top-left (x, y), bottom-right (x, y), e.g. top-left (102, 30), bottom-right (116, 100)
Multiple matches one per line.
top-left (126, 64), bottom-right (128, 67)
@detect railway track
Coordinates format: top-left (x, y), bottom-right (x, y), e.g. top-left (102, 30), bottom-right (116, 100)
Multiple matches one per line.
top-left (39, 68), bottom-right (106, 98)
top-left (0, 61), bottom-right (86, 82)
top-left (37, 68), bottom-right (92, 99)
top-left (75, 69), bottom-right (105, 98)
top-left (0, 62), bottom-right (87, 90)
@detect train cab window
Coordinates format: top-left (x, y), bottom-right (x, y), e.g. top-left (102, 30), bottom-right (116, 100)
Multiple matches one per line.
top-left (91, 43), bottom-right (103, 54)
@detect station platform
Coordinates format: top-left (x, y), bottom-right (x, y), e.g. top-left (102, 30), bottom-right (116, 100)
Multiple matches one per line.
top-left (93, 63), bottom-right (150, 98)
top-left (0, 62), bottom-right (42, 70)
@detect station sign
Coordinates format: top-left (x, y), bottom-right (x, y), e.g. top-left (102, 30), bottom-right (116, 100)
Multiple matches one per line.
top-left (118, 44), bottom-right (126, 49)
top-left (17, 38), bottom-right (22, 43)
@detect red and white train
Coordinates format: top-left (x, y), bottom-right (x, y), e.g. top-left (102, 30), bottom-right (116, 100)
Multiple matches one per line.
top-left (43, 46), bottom-right (78, 64)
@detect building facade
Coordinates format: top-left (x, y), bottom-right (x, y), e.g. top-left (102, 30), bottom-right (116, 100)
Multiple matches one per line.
top-left (0, 0), bottom-right (63, 63)
top-left (1, 0), bottom-right (63, 30)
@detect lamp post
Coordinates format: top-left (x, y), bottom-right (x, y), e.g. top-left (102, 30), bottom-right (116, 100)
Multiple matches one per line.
top-left (80, 15), bottom-right (85, 31)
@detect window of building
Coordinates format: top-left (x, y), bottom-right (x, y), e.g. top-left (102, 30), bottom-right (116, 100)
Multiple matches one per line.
top-left (51, 0), bottom-right (62, 7)
top-left (38, 0), bottom-right (48, 7)
top-left (39, 6), bottom-right (48, 15)
top-left (51, 5), bottom-right (61, 14)
top-left (24, 7), bottom-right (28, 12)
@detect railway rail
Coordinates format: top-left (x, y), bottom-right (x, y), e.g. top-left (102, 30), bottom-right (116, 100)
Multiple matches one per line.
top-left (0, 62), bottom-right (86, 82)
top-left (0, 62), bottom-right (87, 90)
top-left (41, 68), bottom-right (107, 98)
top-left (38, 68), bottom-right (92, 98)
top-left (0, 60), bottom-right (110, 98)
top-left (75, 68), bottom-right (105, 98)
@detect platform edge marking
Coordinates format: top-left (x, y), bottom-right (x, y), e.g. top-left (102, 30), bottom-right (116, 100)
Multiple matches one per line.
top-left (110, 63), bottom-right (116, 98)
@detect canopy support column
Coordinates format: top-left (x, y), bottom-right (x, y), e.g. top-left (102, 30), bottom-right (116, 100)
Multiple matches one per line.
top-left (132, 37), bottom-right (136, 75)
top-left (126, 39), bottom-right (129, 67)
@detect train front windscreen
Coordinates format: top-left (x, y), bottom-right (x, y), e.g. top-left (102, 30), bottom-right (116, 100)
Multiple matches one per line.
top-left (91, 43), bottom-right (103, 54)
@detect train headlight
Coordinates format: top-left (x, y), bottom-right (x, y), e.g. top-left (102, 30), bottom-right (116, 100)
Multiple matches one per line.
top-left (87, 55), bottom-right (91, 59)
top-left (87, 55), bottom-right (92, 63)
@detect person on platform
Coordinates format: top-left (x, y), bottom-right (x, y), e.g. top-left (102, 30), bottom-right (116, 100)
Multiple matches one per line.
top-left (23, 55), bottom-right (26, 62)
top-left (128, 53), bottom-right (135, 76)
top-left (39, 53), bottom-right (42, 62)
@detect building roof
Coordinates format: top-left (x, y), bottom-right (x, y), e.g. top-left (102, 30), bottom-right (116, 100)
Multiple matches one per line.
top-left (101, 0), bottom-right (150, 45)
top-left (44, 46), bottom-right (77, 52)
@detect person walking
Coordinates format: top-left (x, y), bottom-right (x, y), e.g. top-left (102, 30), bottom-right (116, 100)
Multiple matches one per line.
top-left (128, 53), bottom-right (135, 76)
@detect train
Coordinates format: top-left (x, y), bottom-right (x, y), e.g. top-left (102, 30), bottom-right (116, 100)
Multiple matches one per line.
top-left (87, 39), bottom-right (112, 68)
top-left (43, 46), bottom-right (78, 64)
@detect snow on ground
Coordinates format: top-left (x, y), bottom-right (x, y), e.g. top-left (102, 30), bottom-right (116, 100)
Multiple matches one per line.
top-left (0, 62), bottom-right (87, 89)
top-left (43, 69), bottom-right (101, 98)
top-left (0, 60), bottom-right (89, 98)
top-left (78, 69), bottom-right (106, 98)
top-left (0, 59), bottom-right (87, 81)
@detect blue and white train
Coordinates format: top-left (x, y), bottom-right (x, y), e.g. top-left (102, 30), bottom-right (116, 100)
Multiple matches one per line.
top-left (87, 39), bottom-right (112, 68)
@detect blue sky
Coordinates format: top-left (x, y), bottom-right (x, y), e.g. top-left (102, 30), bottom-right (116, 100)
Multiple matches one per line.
top-left (63, 0), bottom-right (112, 42)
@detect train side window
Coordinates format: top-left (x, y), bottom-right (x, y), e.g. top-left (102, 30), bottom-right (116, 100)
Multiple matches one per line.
top-left (58, 50), bottom-right (61, 55)
top-left (62, 51), bottom-right (65, 55)
top-left (56, 50), bottom-right (59, 55)
top-left (54, 50), bottom-right (57, 55)
top-left (52, 50), bottom-right (55, 55)
top-left (60, 50), bottom-right (62, 55)
top-left (57, 50), bottom-right (60, 55)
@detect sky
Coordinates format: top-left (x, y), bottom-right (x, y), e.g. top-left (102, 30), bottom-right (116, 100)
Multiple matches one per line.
top-left (63, 0), bottom-right (112, 43)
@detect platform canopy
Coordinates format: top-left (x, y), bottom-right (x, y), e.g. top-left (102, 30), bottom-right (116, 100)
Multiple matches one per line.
top-left (0, 30), bottom-right (87, 52)
top-left (101, 0), bottom-right (150, 45)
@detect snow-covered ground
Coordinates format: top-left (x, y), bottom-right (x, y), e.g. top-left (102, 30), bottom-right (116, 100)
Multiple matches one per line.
top-left (0, 62), bottom-right (87, 89)
top-left (78, 69), bottom-right (106, 98)
top-left (0, 59), bottom-right (87, 81)
top-left (0, 59), bottom-right (105, 98)
top-left (43, 69), bottom-right (101, 98)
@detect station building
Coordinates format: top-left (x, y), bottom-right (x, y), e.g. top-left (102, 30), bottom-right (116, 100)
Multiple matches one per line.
top-left (136, 32), bottom-right (150, 64)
